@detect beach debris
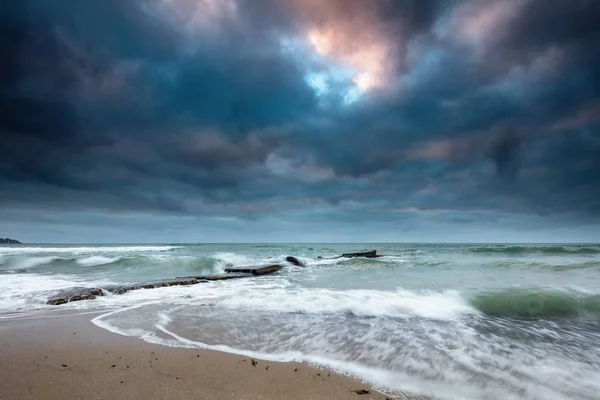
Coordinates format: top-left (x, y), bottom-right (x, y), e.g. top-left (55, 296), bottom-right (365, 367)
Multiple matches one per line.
top-left (251, 359), bottom-right (257, 367)
top-left (61, 364), bottom-right (68, 367)
top-left (294, 368), bottom-right (298, 372)
top-left (265, 365), bottom-right (269, 370)
top-left (352, 389), bottom-right (371, 395)
top-left (224, 264), bottom-right (282, 275)
top-left (285, 256), bottom-right (305, 266)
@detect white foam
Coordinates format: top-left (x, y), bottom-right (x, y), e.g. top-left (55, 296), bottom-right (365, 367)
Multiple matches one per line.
top-left (76, 256), bottom-right (122, 267)
top-left (215, 286), bottom-right (475, 320)
top-left (210, 252), bottom-right (288, 272)
top-left (378, 256), bottom-right (409, 263)
top-left (84, 278), bottom-right (474, 321)
top-left (308, 255), bottom-right (409, 267)
top-left (90, 307), bottom-right (464, 399)
top-left (0, 256), bottom-right (61, 270)
top-left (311, 257), bottom-right (345, 266)
top-left (92, 297), bottom-right (600, 400)
top-left (211, 252), bottom-right (252, 266)
top-left (0, 246), bottom-right (181, 255)
top-left (0, 274), bottom-right (82, 312)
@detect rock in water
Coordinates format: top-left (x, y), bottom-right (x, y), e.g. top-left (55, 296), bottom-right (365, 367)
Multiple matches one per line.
top-left (224, 264), bottom-right (282, 275)
top-left (341, 250), bottom-right (378, 258)
top-left (46, 275), bottom-right (250, 305)
top-left (47, 287), bottom-right (104, 305)
top-left (285, 256), bottom-right (305, 266)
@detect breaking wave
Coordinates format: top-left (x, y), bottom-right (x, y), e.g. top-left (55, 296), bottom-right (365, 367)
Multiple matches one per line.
top-left (470, 245), bottom-right (600, 255)
top-left (471, 289), bottom-right (600, 319)
top-left (0, 245), bottom-right (182, 255)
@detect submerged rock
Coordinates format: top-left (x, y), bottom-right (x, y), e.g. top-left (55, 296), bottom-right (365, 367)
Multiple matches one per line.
top-left (46, 274), bottom-right (256, 305)
top-left (341, 250), bottom-right (378, 258)
top-left (47, 287), bottom-right (104, 305)
top-left (285, 256), bottom-right (305, 266)
top-left (224, 264), bottom-right (282, 275)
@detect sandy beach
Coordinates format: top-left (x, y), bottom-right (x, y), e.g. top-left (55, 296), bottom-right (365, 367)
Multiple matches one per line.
top-left (0, 310), bottom-right (423, 400)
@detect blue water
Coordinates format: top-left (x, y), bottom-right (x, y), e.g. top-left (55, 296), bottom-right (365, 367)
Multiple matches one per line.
top-left (2, 243), bottom-right (600, 399)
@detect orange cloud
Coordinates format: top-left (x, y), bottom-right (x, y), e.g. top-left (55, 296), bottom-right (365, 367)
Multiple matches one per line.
top-left (290, 0), bottom-right (395, 91)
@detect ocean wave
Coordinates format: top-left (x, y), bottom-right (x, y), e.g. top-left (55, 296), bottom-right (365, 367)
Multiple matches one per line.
top-left (549, 261), bottom-right (600, 271)
top-left (200, 284), bottom-right (600, 321)
top-left (92, 287), bottom-right (600, 400)
top-left (470, 245), bottom-right (600, 255)
top-left (0, 255), bottom-right (63, 271)
top-left (211, 252), bottom-right (254, 267)
top-left (0, 245), bottom-right (182, 255)
top-left (0, 274), bottom-right (105, 312)
top-left (311, 255), bottom-right (409, 267)
top-left (215, 286), bottom-right (473, 320)
top-left (480, 260), bottom-right (600, 271)
top-left (76, 256), bottom-right (123, 267)
top-left (471, 289), bottom-right (600, 319)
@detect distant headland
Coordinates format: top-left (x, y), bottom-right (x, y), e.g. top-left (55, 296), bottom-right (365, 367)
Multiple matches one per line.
top-left (0, 238), bottom-right (22, 244)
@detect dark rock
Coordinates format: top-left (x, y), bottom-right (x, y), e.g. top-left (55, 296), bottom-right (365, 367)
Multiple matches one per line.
top-left (352, 389), bottom-right (370, 395)
top-left (224, 264), bottom-right (282, 275)
top-left (0, 237), bottom-right (21, 244)
top-left (47, 274), bottom-right (254, 305)
top-left (285, 256), bottom-right (305, 266)
top-left (47, 287), bottom-right (104, 305)
top-left (342, 250), bottom-right (378, 258)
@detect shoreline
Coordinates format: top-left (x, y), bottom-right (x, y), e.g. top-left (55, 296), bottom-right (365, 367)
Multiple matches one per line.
top-left (0, 310), bottom-right (426, 400)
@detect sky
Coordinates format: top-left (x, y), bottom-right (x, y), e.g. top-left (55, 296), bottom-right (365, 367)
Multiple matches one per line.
top-left (1, 0), bottom-right (599, 243)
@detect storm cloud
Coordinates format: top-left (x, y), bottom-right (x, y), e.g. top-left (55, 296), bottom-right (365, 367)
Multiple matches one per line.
top-left (1, 0), bottom-right (599, 242)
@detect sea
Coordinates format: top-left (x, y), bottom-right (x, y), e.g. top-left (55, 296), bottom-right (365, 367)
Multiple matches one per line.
top-left (1, 243), bottom-right (599, 400)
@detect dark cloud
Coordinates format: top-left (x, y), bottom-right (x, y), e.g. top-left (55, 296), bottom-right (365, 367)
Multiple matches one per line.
top-left (1, 0), bottom-right (600, 241)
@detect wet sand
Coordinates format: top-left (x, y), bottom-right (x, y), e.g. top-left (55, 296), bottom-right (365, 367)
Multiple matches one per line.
top-left (0, 310), bottom-right (424, 400)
